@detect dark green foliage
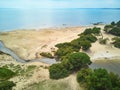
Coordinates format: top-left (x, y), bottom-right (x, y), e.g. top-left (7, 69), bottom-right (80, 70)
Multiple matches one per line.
top-left (71, 37), bottom-right (92, 51)
top-left (109, 27), bottom-right (120, 36)
top-left (87, 68), bottom-right (112, 90)
top-left (55, 42), bottom-right (80, 60)
top-left (55, 46), bottom-right (77, 60)
top-left (0, 81), bottom-right (16, 90)
top-left (77, 68), bottom-right (92, 83)
top-left (116, 21), bottom-right (120, 27)
top-left (79, 34), bottom-right (97, 43)
top-left (71, 38), bottom-right (81, 49)
top-left (82, 28), bottom-right (92, 35)
top-left (80, 40), bottom-right (91, 50)
top-left (99, 38), bottom-right (109, 44)
top-left (49, 52), bottom-right (91, 79)
top-left (0, 68), bottom-right (15, 80)
top-left (104, 25), bottom-right (113, 32)
top-left (92, 27), bottom-right (101, 35)
top-left (55, 42), bottom-right (72, 48)
top-left (40, 52), bottom-right (54, 58)
top-left (77, 68), bottom-right (120, 90)
top-left (104, 21), bottom-right (120, 36)
top-left (81, 27), bottom-right (101, 35)
top-left (49, 63), bottom-right (70, 79)
top-left (66, 52), bottom-right (91, 71)
top-left (109, 72), bottom-right (120, 89)
top-left (111, 21), bottom-right (116, 26)
top-left (55, 27), bottom-right (99, 60)
top-left (112, 37), bottom-right (120, 48)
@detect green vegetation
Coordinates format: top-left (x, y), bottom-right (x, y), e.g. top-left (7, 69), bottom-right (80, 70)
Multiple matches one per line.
top-left (77, 68), bottom-right (120, 90)
top-left (104, 21), bottom-right (120, 36)
top-left (0, 67), bottom-right (16, 80)
top-left (49, 52), bottom-right (91, 79)
top-left (40, 52), bottom-right (54, 58)
top-left (50, 27), bottom-right (101, 79)
top-left (99, 38), bottom-right (109, 44)
top-left (0, 64), bottom-right (37, 90)
top-left (112, 37), bottom-right (120, 48)
top-left (55, 27), bottom-right (100, 60)
top-left (2, 64), bottom-right (36, 77)
top-left (104, 21), bottom-right (120, 48)
top-left (0, 81), bottom-right (16, 90)
top-left (25, 79), bottom-right (75, 90)
top-left (49, 63), bottom-right (70, 79)
top-left (0, 67), bottom-right (16, 90)
top-left (81, 27), bottom-right (101, 35)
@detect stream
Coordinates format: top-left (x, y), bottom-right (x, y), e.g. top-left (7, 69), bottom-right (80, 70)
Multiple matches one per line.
top-left (0, 41), bottom-right (120, 75)
top-left (0, 41), bottom-right (56, 64)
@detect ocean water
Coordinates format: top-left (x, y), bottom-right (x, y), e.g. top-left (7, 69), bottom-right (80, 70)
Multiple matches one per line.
top-left (0, 8), bottom-right (120, 31)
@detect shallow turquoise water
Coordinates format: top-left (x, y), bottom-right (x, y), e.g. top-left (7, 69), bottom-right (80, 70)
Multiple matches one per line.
top-left (0, 8), bottom-right (120, 31)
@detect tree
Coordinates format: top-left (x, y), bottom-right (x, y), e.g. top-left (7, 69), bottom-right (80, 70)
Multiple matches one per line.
top-left (112, 37), bottom-right (120, 48)
top-left (111, 21), bottom-right (116, 26)
top-left (0, 81), bottom-right (16, 90)
top-left (116, 21), bottom-right (120, 27)
top-left (92, 27), bottom-right (101, 35)
top-left (0, 68), bottom-right (15, 80)
top-left (86, 68), bottom-right (112, 90)
top-left (67, 52), bottom-right (91, 71)
top-left (80, 40), bottom-right (91, 50)
top-left (49, 63), bottom-right (70, 79)
top-left (109, 27), bottom-right (120, 36)
top-left (82, 28), bottom-right (92, 35)
top-left (77, 68), bottom-right (92, 83)
top-left (109, 72), bottom-right (120, 89)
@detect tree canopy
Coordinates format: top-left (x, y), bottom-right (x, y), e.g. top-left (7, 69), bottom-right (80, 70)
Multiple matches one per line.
top-left (77, 68), bottom-right (120, 90)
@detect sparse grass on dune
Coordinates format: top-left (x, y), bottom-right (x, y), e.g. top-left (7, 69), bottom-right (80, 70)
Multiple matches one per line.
top-left (27, 80), bottom-right (71, 90)
top-left (25, 75), bottom-right (83, 90)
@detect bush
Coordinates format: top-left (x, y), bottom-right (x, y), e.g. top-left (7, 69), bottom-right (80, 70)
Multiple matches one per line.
top-left (77, 68), bottom-right (120, 90)
top-left (104, 21), bottom-right (120, 36)
top-left (81, 27), bottom-right (101, 35)
top-left (40, 52), bottom-right (54, 58)
top-left (77, 68), bottom-right (92, 83)
top-left (49, 52), bottom-right (92, 79)
top-left (49, 63), bottom-right (70, 79)
top-left (0, 81), bottom-right (16, 90)
top-left (109, 27), bottom-right (120, 36)
top-left (0, 68), bottom-right (15, 80)
top-left (67, 52), bottom-right (91, 71)
top-left (99, 38), bottom-right (109, 44)
top-left (112, 37), bottom-right (120, 48)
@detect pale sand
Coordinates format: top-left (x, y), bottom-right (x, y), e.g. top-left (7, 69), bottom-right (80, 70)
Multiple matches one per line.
top-left (0, 25), bottom-right (120, 61)
top-left (0, 25), bottom-right (120, 90)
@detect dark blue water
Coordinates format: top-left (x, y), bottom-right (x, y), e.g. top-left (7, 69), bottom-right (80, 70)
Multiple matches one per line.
top-left (0, 8), bottom-right (120, 31)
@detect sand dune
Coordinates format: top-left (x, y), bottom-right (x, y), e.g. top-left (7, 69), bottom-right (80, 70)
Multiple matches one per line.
top-left (0, 25), bottom-right (120, 61)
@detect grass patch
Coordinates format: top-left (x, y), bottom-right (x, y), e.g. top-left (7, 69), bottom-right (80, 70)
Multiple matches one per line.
top-left (26, 80), bottom-right (72, 90)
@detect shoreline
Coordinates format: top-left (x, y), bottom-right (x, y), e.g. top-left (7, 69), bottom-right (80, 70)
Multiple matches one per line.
top-left (0, 25), bottom-right (120, 90)
top-left (0, 25), bottom-right (120, 62)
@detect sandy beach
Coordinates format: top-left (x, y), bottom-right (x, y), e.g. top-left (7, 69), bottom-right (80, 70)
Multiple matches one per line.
top-left (0, 25), bottom-right (120, 90)
top-left (0, 25), bottom-right (120, 61)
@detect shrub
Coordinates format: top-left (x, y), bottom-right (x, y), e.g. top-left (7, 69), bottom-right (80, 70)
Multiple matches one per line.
top-left (99, 38), bottom-right (109, 44)
top-left (0, 81), bottom-right (16, 90)
top-left (40, 52), bottom-right (54, 58)
top-left (49, 52), bottom-right (92, 79)
top-left (0, 68), bottom-right (15, 80)
top-left (67, 52), bottom-right (91, 71)
top-left (104, 21), bottom-right (120, 36)
top-left (81, 27), bottom-right (101, 35)
top-left (77, 68), bottom-right (120, 90)
top-left (77, 68), bottom-right (92, 83)
top-left (112, 37), bottom-right (120, 48)
top-left (49, 63), bottom-right (70, 79)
